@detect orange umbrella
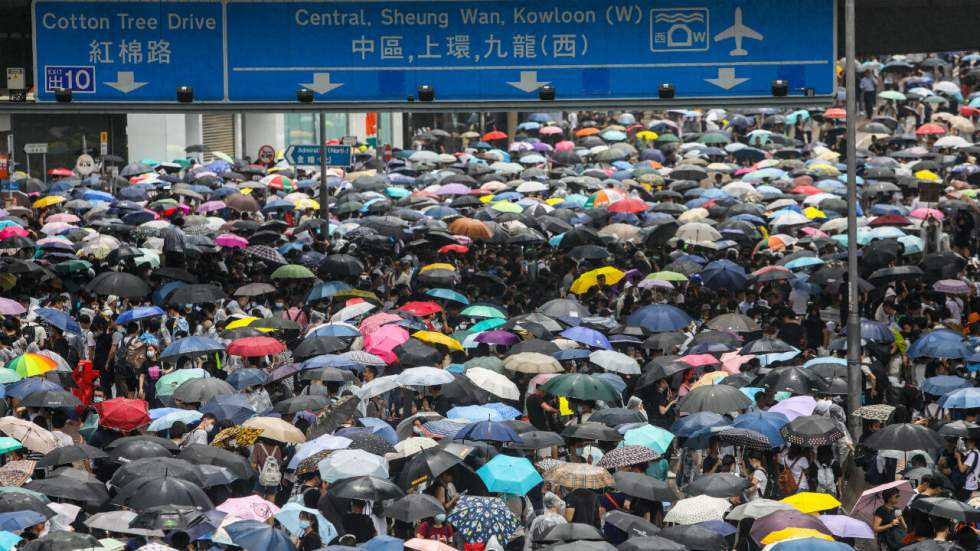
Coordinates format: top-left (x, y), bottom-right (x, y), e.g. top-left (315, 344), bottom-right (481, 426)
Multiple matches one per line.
top-left (823, 107), bottom-right (846, 119)
top-left (448, 217), bottom-right (494, 240)
top-left (482, 130), bottom-right (508, 141)
top-left (575, 127), bottom-right (601, 137)
top-left (916, 123), bottom-right (946, 135)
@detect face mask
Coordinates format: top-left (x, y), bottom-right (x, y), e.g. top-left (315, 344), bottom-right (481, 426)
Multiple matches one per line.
top-left (299, 520), bottom-right (311, 530)
top-left (275, 303), bottom-right (285, 309)
top-left (147, 351), bottom-right (157, 360)
top-left (434, 514), bottom-right (446, 523)
top-left (93, 397), bottom-right (104, 403)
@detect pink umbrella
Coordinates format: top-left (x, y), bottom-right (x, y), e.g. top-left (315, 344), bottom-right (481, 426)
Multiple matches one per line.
top-left (677, 354), bottom-right (719, 367)
top-left (215, 233), bottom-right (249, 249)
top-left (637, 279), bottom-right (674, 290)
top-left (528, 373), bottom-right (558, 394)
top-left (555, 141), bottom-right (575, 151)
top-left (0, 226), bottom-right (29, 239)
top-left (45, 213), bottom-right (80, 224)
top-left (36, 236), bottom-right (72, 246)
top-left (435, 183), bottom-right (471, 196)
top-left (359, 313), bottom-right (404, 335)
top-left (197, 200), bottom-right (227, 214)
top-left (768, 395), bottom-right (816, 421)
top-left (216, 495), bottom-right (280, 522)
top-left (539, 126), bottom-right (563, 136)
top-left (720, 352), bottom-right (754, 374)
top-left (850, 480), bottom-right (913, 525)
top-left (40, 222), bottom-right (76, 235)
top-left (0, 298), bottom-right (26, 315)
top-left (818, 515), bottom-right (874, 539)
top-left (909, 208), bottom-right (944, 220)
top-left (363, 324), bottom-right (410, 364)
top-left (800, 227), bottom-right (829, 238)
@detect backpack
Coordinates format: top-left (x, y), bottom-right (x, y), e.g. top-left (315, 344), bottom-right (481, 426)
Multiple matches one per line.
top-left (257, 444), bottom-right (282, 487)
top-left (815, 462), bottom-right (837, 497)
top-left (119, 336), bottom-right (147, 375)
top-left (777, 457), bottom-right (803, 497)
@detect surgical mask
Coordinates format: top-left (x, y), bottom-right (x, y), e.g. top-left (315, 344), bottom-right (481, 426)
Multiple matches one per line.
top-left (299, 520), bottom-right (311, 530)
top-left (147, 351), bottom-right (157, 360)
top-left (434, 514), bottom-right (446, 523)
top-left (275, 303), bottom-right (285, 309)
top-left (93, 397), bottom-right (103, 403)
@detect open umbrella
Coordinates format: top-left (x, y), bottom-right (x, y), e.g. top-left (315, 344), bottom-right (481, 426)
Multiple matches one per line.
top-left (447, 495), bottom-right (521, 544)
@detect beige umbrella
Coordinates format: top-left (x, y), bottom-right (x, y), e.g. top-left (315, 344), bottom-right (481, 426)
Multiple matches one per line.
top-left (0, 416), bottom-right (58, 454)
top-left (386, 437), bottom-right (438, 460)
top-left (544, 463), bottom-right (614, 489)
top-left (503, 352), bottom-right (563, 374)
top-left (675, 222), bottom-right (721, 242)
top-left (242, 417), bottom-right (307, 444)
top-left (598, 223), bottom-right (641, 242)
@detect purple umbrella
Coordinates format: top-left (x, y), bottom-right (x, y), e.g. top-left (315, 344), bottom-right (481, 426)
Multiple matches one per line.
top-left (768, 395), bottom-right (817, 421)
top-left (750, 510), bottom-right (832, 544)
top-left (474, 330), bottom-right (520, 346)
top-left (934, 279), bottom-right (971, 294)
top-left (0, 298), bottom-right (26, 316)
top-left (818, 515), bottom-right (874, 539)
top-left (560, 326), bottom-right (612, 350)
top-left (531, 142), bottom-right (553, 152)
top-left (435, 183), bottom-right (472, 196)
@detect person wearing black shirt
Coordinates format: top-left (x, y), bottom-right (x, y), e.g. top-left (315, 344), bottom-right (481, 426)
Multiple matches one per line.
top-left (526, 388), bottom-right (558, 431)
top-left (564, 488), bottom-right (599, 526)
top-left (341, 500), bottom-right (376, 543)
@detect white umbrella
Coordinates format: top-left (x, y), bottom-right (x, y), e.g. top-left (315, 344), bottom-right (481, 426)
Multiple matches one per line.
top-left (465, 367), bottom-right (520, 400)
top-left (727, 499), bottom-right (796, 521)
top-left (663, 495), bottom-right (731, 525)
top-left (516, 181), bottom-right (549, 194)
top-left (397, 366), bottom-right (454, 387)
top-left (409, 150), bottom-right (439, 163)
top-left (932, 81), bottom-right (960, 95)
top-left (318, 449), bottom-right (388, 483)
top-left (677, 208), bottom-right (709, 224)
top-left (355, 375), bottom-right (400, 399)
top-left (385, 437), bottom-right (439, 460)
top-left (934, 135), bottom-right (970, 149)
top-left (589, 350), bottom-right (640, 375)
top-left (770, 211), bottom-right (812, 228)
top-left (288, 434), bottom-right (352, 469)
top-left (675, 222), bottom-right (721, 242)
top-left (331, 302), bottom-right (376, 322)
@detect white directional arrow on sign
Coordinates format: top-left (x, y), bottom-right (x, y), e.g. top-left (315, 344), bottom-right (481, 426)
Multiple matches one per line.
top-left (301, 73), bottom-right (344, 94)
top-left (704, 68), bottom-right (750, 90)
top-left (104, 71), bottom-right (148, 94)
top-left (507, 71), bottom-right (550, 93)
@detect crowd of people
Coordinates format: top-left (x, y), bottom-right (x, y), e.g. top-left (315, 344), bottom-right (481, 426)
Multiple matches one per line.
top-left (0, 52), bottom-right (976, 551)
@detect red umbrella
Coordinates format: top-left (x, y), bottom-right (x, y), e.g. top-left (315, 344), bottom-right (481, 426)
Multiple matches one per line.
top-left (227, 336), bottom-right (286, 357)
top-left (960, 106), bottom-right (980, 117)
top-left (791, 185), bottom-right (823, 195)
top-left (916, 123), bottom-right (946, 135)
top-left (438, 244), bottom-right (470, 255)
top-left (48, 168), bottom-right (74, 177)
top-left (399, 301), bottom-right (443, 316)
top-left (823, 107), bottom-right (846, 119)
top-left (96, 398), bottom-right (150, 432)
top-left (608, 198), bottom-right (648, 213)
top-left (482, 130), bottom-right (508, 141)
top-left (869, 214), bottom-right (911, 227)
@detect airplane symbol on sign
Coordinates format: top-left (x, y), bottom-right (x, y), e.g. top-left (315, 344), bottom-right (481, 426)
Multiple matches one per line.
top-left (714, 7), bottom-right (764, 56)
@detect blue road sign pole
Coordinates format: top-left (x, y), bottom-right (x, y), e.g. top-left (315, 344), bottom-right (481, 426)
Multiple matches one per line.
top-left (319, 111), bottom-right (328, 237)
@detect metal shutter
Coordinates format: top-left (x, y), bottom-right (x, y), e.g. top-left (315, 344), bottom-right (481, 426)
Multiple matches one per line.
top-left (202, 113), bottom-right (235, 159)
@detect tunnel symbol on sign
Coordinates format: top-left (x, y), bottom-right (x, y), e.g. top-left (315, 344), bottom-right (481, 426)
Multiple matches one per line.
top-left (651, 8), bottom-right (709, 52)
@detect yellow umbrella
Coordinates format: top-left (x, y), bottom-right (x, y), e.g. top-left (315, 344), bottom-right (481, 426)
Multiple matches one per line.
top-left (480, 194), bottom-right (494, 203)
top-left (691, 371), bottom-right (728, 389)
top-left (32, 195), bottom-right (65, 209)
top-left (420, 263), bottom-right (456, 273)
top-left (803, 207), bottom-right (826, 219)
top-left (761, 529), bottom-right (833, 545)
top-left (647, 271), bottom-right (688, 282)
top-left (293, 198), bottom-right (320, 210)
top-left (412, 330), bottom-right (463, 351)
top-left (570, 267), bottom-right (626, 295)
top-left (636, 130), bottom-right (659, 141)
top-left (226, 317), bottom-right (259, 330)
top-left (914, 169), bottom-right (940, 182)
top-left (781, 491), bottom-right (842, 514)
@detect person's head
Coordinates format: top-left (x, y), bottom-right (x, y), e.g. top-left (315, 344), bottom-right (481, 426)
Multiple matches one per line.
top-left (350, 499), bottom-right (366, 514)
top-left (299, 512), bottom-right (317, 533)
top-left (931, 516), bottom-right (952, 538)
top-left (432, 513), bottom-right (446, 526)
top-left (169, 531), bottom-right (191, 551)
top-left (909, 454), bottom-right (928, 469)
top-left (198, 413), bottom-right (216, 431)
top-left (543, 491), bottom-right (564, 513)
top-left (746, 450), bottom-right (764, 469)
top-left (917, 474), bottom-right (943, 495)
top-left (882, 487), bottom-right (901, 507)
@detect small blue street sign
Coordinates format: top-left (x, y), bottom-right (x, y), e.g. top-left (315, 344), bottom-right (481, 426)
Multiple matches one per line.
top-left (284, 145), bottom-right (353, 167)
top-left (34, 0), bottom-right (835, 103)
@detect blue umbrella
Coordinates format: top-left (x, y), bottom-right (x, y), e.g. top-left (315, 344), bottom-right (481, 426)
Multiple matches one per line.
top-left (940, 387), bottom-right (980, 409)
top-left (152, 281), bottom-right (187, 305)
top-left (627, 304), bottom-right (693, 333)
top-left (476, 454), bottom-right (542, 495)
top-left (201, 394), bottom-right (257, 423)
top-left (148, 409), bottom-right (202, 432)
top-left (909, 329), bottom-right (973, 359)
top-left (6, 378), bottom-right (62, 400)
top-left (770, 538), bottom-right (853, 551)
top-left (306, 323), bottom-right (361, 338)
top-left (846, 319), bottom-right (894, 343)
top-left (732, 411), bottom-right (789, 447)
top-left (161, 336), bottom-right (224, 360)
top-left (485, 403), bottom-right (522, 420)
top-left (554, 349), bottom-right (590, 361)
top-left (684, 426), bottom-right (730, 449)
top-left (34, 308), bottom-right (81, 335)
top-left (306, 281), bottom-right (352, 303)
top-left (921, 375), bottom-right (971, 397)
top-left (357, 417), bottom-right (399, 445)
top-left (363, 535), bottom-right (404, 551)
top-left (700, 260), bottom-right (748, 291)
top-left (671, 412), bottom-right (730, 438)
top-left (148, 407), bottom-right (183, 420)
top-left (115, 305), bottom-right (165, 325)
top-left (301, 355), bottom-right (360, 371)
top-left (594, 372), bottom-right (627, 393)
top-left (447, 495), bottom-right (521, 544)
top-left (559, 326), bottom-right (611, 349)
top-left (0, 511), bottom-right (44, 532)
top-left (273, 503), bottom-right (338, 545)
top-left (454, 420), bottom-right (522, 443)
top-left (225, 368), bottom-right (268, 390)
top-left (448, 405), bottom-right (504, 422)
top-left (224, 520), bottom-right (297, 551)
top-left (425, 288), bottom-right (470, 305)
top-left (82, 190), bottom-right (113, 202)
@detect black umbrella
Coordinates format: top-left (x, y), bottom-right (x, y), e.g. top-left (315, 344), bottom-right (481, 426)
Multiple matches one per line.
top-left (587, 408), bottom-right (647, 427)
top-left (682, 473), bottom-right (749, 498)
top-left (510, 339), bottom-right (561, 356)
top-left (106, 434), bottom-right (179, 451)
top-left (108, 439), bottom-right (173, 461)
top-left (22, 532), bottom-right (100, 551)
top-left (85, 271), bottom-right (151, 298)
top-left (567, 245), bottom-right (610, 262)
top-left (636, 360), bottom-right (689, 390)
top-left (153, 267), bottom-right (199, 283)
top-left (397, 448), bottom-right (463, 489)
top-left (542, 523), bottom-right (604, 542)
top-left (863, 423), bottom-right (946, 452)
top-left (660, 524), bottom-right (727, 551)
top-left (678, 385), bottom-right (753, 414)
top-left (306, 395), bottom-right (362, 439)
top-left (921, 252), bottom-right (967, 280)
top-left (0, 492), bottom-right (54, 518)
top-left (909, 496), bottom-right (980, 523)
top-left (109, 457), bottom-right (204, 489)
top-left (179, 444), bottom-right (256, 481)
top-left (345, 431), bottom-right (396, 455)
top-left (395, 339), bottom-right (442, 367)
top-left (705, 313), bottom-right (760, 333)
top-left (319, 254), bottom-right (365, 278)
top-left (294, 336), bottom-right (347, 359)
top-left (780, 415), bottom-right (845, 447)
top-left (603, 510), bottom-right (661, 538)
top-left (383, 493), bottom-right (445, 522)
top-left (618, 536), bottom-right (686, 551)
top-left (111, 476), bottom-right (214, 510)
top-left (508, 430), bottom-right (565, 450)
top-left (37, 443), bottom-right (107, 468)
top-left (868, 265), bottom-right (925, 284)
top-left (21, 389), bottom-right (82, 408)
top-left (130, 505), bottom-right (206, 530)
top-left (274, 395), bottom-right (330, 415)
top-left (25, 472), bottom-right (109, 504)
top-left (329, 475), bottom-right (405, 501)
top-left (557, 227), bottom-right (603, 249)
top-left (441, 373), bottom-right (492, 405)
top-left (614, 472), bottom-right (678, 501)
top-left (166, 284), bottom-right (228, 305)
top-left (561, 422), bottom-right (623, 442)
top-left (740, 337), bottom-right (795, 355)
top-left (756, 366), bottom-right (829, 395)
top-left (642, 333), bottom-right (687, 352)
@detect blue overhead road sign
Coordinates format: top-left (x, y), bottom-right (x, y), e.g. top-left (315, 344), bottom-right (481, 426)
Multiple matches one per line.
top-left (33, 0), bottom-right (225, 101)
top-left (284, 144), bottom-right (353, 167)
top-left (35, 0), bottom-right (836, 103)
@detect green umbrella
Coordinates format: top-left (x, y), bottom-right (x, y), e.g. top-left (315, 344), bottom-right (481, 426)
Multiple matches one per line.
top-left (271, 264), bottom-right (315, 280)
top-left (156, 369), bottom-right (208, 397)
top-left (149, 198), bottom-right (178, 209)
top-left (54, 259), bottom-right (92, 274)
top-left (0, 370), bottom-right (22, 384)
top-left (464, 356), bottom-right (505, 374)
top-left (656, 134), bottom-right (680, 144)
top-left (621, 424), bottom-right (675, 454)
top-left (212, 151), bottom-right (234, 163)
top-left (138, 158), bottom-right (160, 167)
top-left (925, 95), bottom-right (948, 105)
top-left (135, 249), bottom-right (161, 269)
top-left (697, 132), bottom-right (729, 145)
top-left (0, 437), bottom-right (23, 455)
top-left (460, 305), bottom-right (507, 319)
top-left (0, 486), bottom-right (49, 502)
top-left (541, 374), bottom-right (621, 402)
top-left (879, 90), bottom-right (906, 101)
top-left (469, 318), bottom-right (507, 332)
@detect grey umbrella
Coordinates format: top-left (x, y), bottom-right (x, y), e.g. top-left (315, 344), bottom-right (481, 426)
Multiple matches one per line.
top-left (172, 377), bottom-right (236, 404)
top-left (614, 472), bottom-right (678, 501)
top-left (683, 473), bottom-right (750, 498)
top-left (678, 385), bottom-right (753, 414)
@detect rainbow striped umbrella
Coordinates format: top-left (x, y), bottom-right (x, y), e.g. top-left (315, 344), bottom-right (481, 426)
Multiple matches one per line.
top-left (5, 354), bottom-right (57, 378)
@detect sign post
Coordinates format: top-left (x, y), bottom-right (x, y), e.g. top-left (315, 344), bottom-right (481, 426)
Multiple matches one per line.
top-left (23, 143), bottom-right (49, 179)
top-left (319, 112), bottom-right (329, 239)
